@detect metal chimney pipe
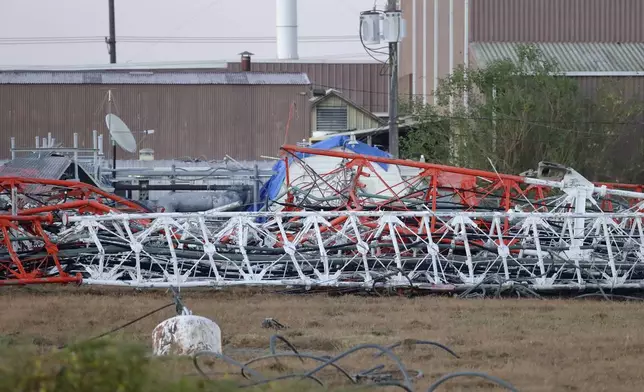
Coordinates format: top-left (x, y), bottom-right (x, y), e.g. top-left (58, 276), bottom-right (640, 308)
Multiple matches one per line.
top-left (276, 0), bottom-right (299, 60)
top-left (239, 51), bottom-right (254, 71)
top-left (241, 56), bottom-right (251, 71)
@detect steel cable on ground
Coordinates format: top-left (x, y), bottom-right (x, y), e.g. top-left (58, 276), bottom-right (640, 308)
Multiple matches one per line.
top-left (376, 340), bottom-right (460, 359)
top-left (269, 334), bottom-right (304, 360)
top-left (58, 302), bottom-right (174, 349)
top-left (426, 371), bottom-right (519, 391)
top-left (192, 334), bottom-right (518, 391)
top-left (574, 293), bottom-right (644, 301)
top-left (238, 343), bottom-right (413, 389)
top-left (240, 353), bottom-right (355, 383)
top-left (194, 352), bottom-right (327, 387)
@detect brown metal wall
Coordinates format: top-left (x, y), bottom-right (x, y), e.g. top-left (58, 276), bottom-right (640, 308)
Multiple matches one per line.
top-left (470, 0), bottom-right (644, 43)
top-left (0, 84), bottom-right (310, 161)
top-left (575, 76), bottom-right (644, 128)
top-left (400, 0), bottom-right (644, 103)
top-left (399, 0), bottom-right (415, 96)
top-left (227, 62), bottom-right (389, 113)
top-left (577, 76), bottom-right (644, 100)
top-left (400, 0), bottom-right (467, 103)
top-left (575, 76), bottom-right (644, 182)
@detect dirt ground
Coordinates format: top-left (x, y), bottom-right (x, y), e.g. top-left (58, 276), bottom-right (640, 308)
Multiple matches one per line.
top-left (1, 286), bottom-right (643, 391)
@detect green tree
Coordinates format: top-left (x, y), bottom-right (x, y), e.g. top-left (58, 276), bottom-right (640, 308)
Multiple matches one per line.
top-left (401, 44), bottom-right (644, 182)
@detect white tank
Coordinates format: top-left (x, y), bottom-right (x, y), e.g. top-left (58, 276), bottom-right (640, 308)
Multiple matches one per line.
top-left (152, 315), bottom-right (222, 356)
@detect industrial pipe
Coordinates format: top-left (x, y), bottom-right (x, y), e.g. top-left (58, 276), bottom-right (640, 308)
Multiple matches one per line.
top-left (113, 183), bottom-right (251, 192)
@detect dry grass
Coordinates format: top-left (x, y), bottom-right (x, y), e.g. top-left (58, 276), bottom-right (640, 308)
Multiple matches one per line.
top-left (1, 286), bottom-right (644, 391)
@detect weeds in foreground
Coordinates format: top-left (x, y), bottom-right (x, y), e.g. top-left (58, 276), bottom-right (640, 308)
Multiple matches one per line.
top-left (0, 340), bottom-right (329, 392)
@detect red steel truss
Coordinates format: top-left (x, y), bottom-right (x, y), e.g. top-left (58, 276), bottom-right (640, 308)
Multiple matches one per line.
top-left (278, 145), bottom-right (644, 231)
top-left (0, 177), bottom-right (147, 285)
top-left (2, 149), bottom-right (644, 288)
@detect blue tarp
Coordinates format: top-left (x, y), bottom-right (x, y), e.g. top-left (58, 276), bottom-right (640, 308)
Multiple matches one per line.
top-left (249, 136), bottom-right (391, 211)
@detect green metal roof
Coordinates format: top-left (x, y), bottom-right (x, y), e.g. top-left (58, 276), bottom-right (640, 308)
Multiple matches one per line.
top-left (470, 42), bottom-right (644, 73)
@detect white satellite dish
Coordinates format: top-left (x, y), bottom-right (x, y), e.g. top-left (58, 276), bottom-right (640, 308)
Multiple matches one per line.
top-left (105, 113), bottom-right (137, 153)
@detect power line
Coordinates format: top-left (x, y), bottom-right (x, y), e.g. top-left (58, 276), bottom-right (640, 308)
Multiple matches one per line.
top-left (407, 119), bottom-right (637, 143)
top-left (0, 38), bottom-right (100, 45)
top-left (117, 35), bottom-right (360, 41)
top-left (309, 86), bottom-right (644, 136)
top-left (0, 36), bottom-right (103, 41)
top-left (123, 0), bottom-right (223, 63)
top-left (0, 35), bottom-right (362, 45)
top-left (0, 53), bottom-right (378, 71)
top-left (313, 83), bottom-right (644, 126)
top-left (120, 38), bottom-right (361, 43)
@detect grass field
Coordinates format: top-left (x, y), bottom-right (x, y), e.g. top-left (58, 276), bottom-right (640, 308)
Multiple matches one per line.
top-left (1, 286), bottom-right (643, 391)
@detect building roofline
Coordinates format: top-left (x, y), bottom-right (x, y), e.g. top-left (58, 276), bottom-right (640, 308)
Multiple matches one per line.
top-left (470, 42), bottom-right (644, 74)
top-left (0, 71), bottom-right (312, 85)
top-left (0, 58), bottom-right (381, 73)
top-left (311, 90), bottom-right (386, 125)
top-left (0, 60), bottom-right (229, 72)
top-left (562, 71), bottom-right (644, 77)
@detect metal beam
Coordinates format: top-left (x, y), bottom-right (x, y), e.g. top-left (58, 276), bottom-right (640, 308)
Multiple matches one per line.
top-left (113, 183), bottom-right (252, 192)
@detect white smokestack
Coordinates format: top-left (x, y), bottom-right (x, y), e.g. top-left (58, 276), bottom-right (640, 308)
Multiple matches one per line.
top-left (276, 0), bottom-right (299, 60)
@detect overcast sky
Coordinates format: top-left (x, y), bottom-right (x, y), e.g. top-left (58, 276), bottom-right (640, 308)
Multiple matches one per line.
top-left (0, 0), bottom-right (386, 66)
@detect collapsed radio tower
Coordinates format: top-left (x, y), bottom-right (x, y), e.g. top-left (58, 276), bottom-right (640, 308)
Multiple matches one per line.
top-left (2, 143), bottom-right (644, 293)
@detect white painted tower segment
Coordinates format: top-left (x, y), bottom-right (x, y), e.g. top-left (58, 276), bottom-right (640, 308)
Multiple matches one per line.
top-left (276, 0), bottom-right (299, 59)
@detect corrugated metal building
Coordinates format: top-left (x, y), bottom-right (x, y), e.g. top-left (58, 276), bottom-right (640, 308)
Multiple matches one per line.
top-left (469, 42), bottom-right (644, 98)
top-left (0, 71), bottom-right (311, 161)
top-left (226, 61), bottom-right (389, 114)
top-left (76, 60), bottom-right (390, 114)
top-left (399, 0), bottom-right (644, 101)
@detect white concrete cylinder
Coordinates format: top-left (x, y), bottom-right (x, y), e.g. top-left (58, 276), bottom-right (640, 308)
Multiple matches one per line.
top-left (152, 315), bottom-right (222, 356)
top-left (276, 0), bottom-right (298, 59)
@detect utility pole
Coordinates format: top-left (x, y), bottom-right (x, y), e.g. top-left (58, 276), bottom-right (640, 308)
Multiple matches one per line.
top-left (108, 0), bottom-right (116, 63)
top-left (108, 90), bottom-right (116, 179)
top-left (107, 0), bottom-right (116, 179)
top-left (387, 0), bottom-right (399, 158)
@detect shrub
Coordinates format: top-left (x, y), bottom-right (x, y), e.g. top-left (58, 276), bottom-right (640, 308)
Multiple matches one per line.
top-left (0, 340), bottom-right (209, 392)
top-left (0, 340), bottom-right (332, 392)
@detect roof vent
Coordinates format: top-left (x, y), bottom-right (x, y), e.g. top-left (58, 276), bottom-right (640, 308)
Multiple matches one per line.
top-left (239, 51), bottom-right (254, 72)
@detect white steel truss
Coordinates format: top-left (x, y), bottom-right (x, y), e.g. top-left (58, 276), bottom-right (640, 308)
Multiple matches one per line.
top-left (59, 210), bottom-right (644, 291)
